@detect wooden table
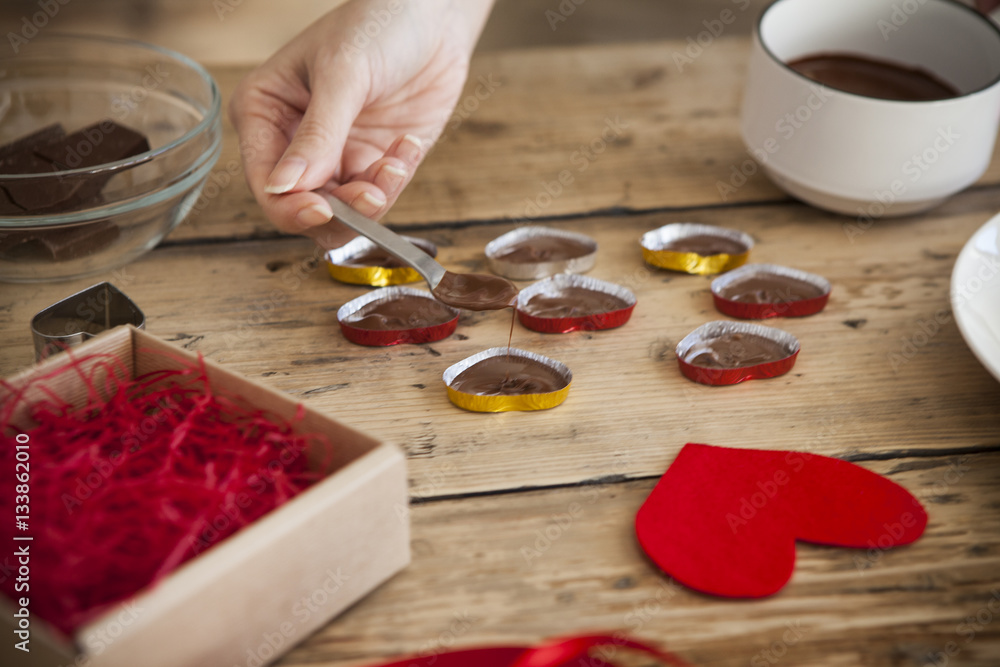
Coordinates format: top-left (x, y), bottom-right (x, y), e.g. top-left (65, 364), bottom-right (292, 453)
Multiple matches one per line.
top-left (3, 31), bottom-right (1000, 667)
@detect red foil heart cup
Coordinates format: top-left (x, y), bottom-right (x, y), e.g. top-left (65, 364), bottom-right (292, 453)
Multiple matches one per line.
top-left (675, 321), bottom-right (800, 385)
top-left (516, 274), bottom-right (636, 333)
top-left (711, 263), bottom-right (831, 319)
top-left (641, 223), bottom-right (753, 275)
top-left (486, 226), bottom-right (598, 280)
top-left (326, 235), bottom-right (438, 286)
top-left (337, 286), bottom-right (459, 346)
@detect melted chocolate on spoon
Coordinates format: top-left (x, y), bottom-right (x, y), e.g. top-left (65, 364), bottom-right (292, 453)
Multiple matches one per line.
top-left (431, 271), bottom-right (519, 311)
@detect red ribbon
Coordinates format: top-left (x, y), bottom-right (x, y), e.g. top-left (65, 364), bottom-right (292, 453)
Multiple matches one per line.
top-left (369, 634), bottom-right (689, 667)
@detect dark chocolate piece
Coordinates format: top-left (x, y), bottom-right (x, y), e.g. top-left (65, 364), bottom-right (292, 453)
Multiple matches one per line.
top-left (451, 355), bottom-right (566, 396)
top-left (432, 271), bottom-right (518, 311)
top-left (494, 236), bottom-right (595, 264)
top-left (717, 275), bottom-right (826, 304)
top-left (0, 121), bottom-right (150, 214)
top-left (663, 234), bottom-right (748, 256)
top-left (0, 124), bottom-right (78, 211)
top-left (344, 296), bottom-right (456, 330)
top-left (35, 121), bottom-right (150, 170)
top-left (0, 123), bottom-right (66, 164)
top-left (687, 331), bottom-right (792, 369)
top-left (787, 53), bottom-right (959, 102)
top-left (519, 286), bottom-right (629, 318)
top-left (0, 221), bottom-right (119, 262)
top-left (0, 186), bottom-right (25, 216)
top-left (3, 172), bottom-right (87, 213)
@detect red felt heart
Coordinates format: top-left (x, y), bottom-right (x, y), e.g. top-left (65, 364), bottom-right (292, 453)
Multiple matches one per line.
top-left (635, 443), bottom-right (927, 598)
top-left (367, 634), bottom-right (689, 667)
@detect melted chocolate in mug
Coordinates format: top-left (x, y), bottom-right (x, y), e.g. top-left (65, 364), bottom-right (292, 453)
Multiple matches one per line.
top-left (786, 53), bottom-right (959, 102)
top-left (432, 271), bottom-right (519, 311)
top-left (451, 356), bottom-right (565, 396)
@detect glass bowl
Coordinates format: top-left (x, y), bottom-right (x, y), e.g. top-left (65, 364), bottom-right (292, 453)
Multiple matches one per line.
top-left (0, 34), bottom-right (222, 282)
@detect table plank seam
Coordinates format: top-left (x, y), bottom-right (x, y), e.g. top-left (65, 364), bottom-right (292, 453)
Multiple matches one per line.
top-left (407, 447), bottom-right (1000, 506)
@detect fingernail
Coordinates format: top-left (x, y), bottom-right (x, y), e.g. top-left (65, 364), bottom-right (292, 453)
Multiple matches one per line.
top-left (265, 157), bottom-right (308, 194)
top-left (352, 191), bottom-right (386, 216)
top-left (378, 164), bottom-right (408, 189)
top-left (399, 134), bottom-right (424, 162)
top-left (296, 203), bottom-right (333, 228)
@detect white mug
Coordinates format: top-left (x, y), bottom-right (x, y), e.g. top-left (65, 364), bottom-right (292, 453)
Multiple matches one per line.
top-left (741, 0), bottom-right (1000, 218)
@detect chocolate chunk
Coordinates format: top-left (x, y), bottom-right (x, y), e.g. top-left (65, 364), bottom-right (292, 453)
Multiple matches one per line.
top-left (0, 221), bottom-right (120, 262)
top-left (3, 172), bottom-right (87, 213)
top-left (0, 124), bottom-right (77, 211)
top-left (0, 186), bottom-right (25, 216)
top-left (35, 121), bottom-right (150, 170)
top-left (0, 121), bottom-right (150, 214)
top-left (0, 123), bottom-right (66, 165)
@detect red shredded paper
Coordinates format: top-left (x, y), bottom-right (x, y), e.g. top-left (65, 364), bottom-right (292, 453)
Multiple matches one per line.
top-left (0, 349), bottom-right (331, 635)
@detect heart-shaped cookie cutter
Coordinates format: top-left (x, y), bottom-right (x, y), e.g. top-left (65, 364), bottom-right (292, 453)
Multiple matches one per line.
top-left (30, 282), bottom-right (144, 360)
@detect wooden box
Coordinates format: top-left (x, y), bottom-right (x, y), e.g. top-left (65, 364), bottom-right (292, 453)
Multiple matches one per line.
top-left (0, 325), bottom-right (410, 667)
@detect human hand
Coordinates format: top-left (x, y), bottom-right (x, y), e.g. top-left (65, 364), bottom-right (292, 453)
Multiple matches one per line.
top-left (229, 0), bottom-right (495, 248)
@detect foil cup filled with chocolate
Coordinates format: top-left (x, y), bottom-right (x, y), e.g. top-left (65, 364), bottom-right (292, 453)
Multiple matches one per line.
top-left (675, 320), bottom-right (800, 386)
top-left (326, 235), bottom-right (439, 286)
top-left (711, 263), bottom-right (831, 319)
top-left (641, 223), bottom-right (753, 275)
top-left (516, 274), bottom-right (636, 334)
top-left (485, 226), bottom-right (597, 280)
top-left (443, 347), bottom-right (572, 412)
top-left (337, 286), bottom-right (459, 346)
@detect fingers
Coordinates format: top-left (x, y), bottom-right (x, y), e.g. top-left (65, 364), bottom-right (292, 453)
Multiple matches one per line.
top-left (263, 70), bottom-right (367, 196)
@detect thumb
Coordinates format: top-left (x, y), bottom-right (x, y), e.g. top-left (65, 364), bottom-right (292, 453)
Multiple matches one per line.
top-left (264, 64), bottom-right (367, 195)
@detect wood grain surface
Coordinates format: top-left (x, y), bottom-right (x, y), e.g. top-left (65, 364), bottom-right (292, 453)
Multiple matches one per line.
top-left (1, 36), bottom-right (999, 667)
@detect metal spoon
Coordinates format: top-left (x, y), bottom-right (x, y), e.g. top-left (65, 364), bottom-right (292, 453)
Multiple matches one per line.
top-left (318, 192), bottom-right (446, 289)
top-left (317, 192), bottom-right (518, 311)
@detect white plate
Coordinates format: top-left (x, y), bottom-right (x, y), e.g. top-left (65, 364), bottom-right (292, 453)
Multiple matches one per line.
top-left (951, 211), bottom-right (1000, 382)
